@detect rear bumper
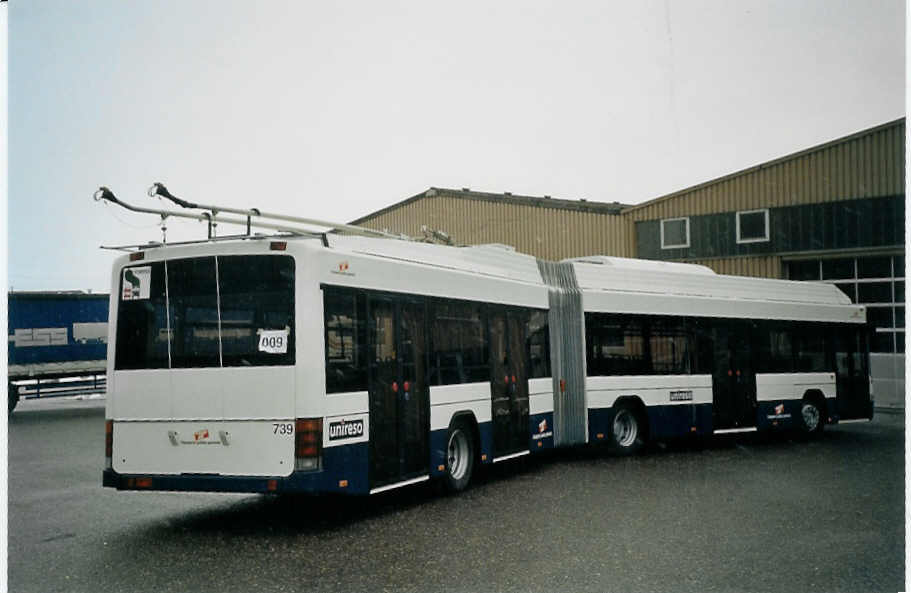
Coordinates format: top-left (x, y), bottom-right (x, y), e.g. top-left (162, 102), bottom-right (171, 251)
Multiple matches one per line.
top-left (103, 469), bottom-right (292, 493)
top-left (102, 469), bottom-right (370, 495)
top-left (103, 442), bottom-right (371, 494)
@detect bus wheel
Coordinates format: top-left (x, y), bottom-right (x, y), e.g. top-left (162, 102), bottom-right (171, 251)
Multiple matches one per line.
top-left (443, 420), bottom-right (475, 493)
top-left (610, 405), bottom-right (646, 455)
top-left (8, 384), bottom-right (19, 416)
top-left (799, 398), bottom-right (824, 435)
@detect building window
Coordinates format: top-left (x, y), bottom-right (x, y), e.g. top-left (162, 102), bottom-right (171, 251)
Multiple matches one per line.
top-left (786, 254), bottom-right (905, 353)
top-left (822, 258), bottom-right (855, 280)
top-left (736, 209), bottom-right (770, 243)
top-left (660, 217), bottom-right (690, 249)
top-left (787, 259), bottom-right (820, 281)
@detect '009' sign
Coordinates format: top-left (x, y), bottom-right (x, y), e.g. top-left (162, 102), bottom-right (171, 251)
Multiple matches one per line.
top-left (257, 327), bottom-right (289, 354)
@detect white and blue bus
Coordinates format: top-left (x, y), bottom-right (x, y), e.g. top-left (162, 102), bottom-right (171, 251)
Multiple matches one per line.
top-left (102, 233), bottom-right (872, 496)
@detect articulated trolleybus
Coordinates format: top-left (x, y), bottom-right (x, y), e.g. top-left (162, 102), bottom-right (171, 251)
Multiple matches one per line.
top-left (98, 185), bottom-right (872, 497)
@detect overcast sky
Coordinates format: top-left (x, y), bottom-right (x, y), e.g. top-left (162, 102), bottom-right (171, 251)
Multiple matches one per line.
top-left (8, 0), bottom-right (906, 292)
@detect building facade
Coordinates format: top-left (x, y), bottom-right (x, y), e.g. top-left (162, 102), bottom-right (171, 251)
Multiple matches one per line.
top-left (353, 118), bottom-right (906, 406)
top-left (351, 188), bottom-right (633, 262)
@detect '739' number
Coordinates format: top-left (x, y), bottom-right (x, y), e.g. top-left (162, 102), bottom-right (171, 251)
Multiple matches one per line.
top-left (273, 423), bottom-right (293, 435)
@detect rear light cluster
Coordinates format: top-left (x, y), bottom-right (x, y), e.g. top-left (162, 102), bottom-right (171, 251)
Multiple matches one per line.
top-left (105, 420), bottom-right (113, 470)
top-left (295, 418), bottom-right (321, 471)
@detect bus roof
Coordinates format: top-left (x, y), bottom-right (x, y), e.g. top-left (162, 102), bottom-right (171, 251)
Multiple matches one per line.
top-left (568, 257), bottom-right (851, 307)
top-left (324, 235), bottom-right (863, 323)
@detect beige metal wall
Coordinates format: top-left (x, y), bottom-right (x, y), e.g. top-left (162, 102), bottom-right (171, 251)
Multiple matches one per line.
top-left (359, 194), bottom-right (634, 261)
top-left (624, 119), bottom-right (905, 224)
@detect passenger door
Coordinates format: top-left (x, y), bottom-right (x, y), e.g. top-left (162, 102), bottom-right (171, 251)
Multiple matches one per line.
top-left (367, 296), bottom-right (429, 488)
top-left (833, 325), bottom-right (871, 419)
top-left (398, 301), bottom-right (429, 479)
top-left (704, 321), bottom-right (757, 430)
top-left (490, 307), bottom-right (530, 456)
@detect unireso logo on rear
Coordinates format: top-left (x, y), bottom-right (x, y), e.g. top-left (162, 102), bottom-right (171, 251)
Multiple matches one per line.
top-left (328, 418), bottom-right (364, 441)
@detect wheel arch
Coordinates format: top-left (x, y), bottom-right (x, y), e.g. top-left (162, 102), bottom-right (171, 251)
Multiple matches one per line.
top-left (803, 388), bottom-right (827, 418)
top-left (449, 411), bottom-right (481, 462)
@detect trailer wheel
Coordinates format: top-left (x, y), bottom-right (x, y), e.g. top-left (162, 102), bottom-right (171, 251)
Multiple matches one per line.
top-left (443, 420), bottom-right (475, 493)
top-left (8, 383), bottom-right (19, 416)
top-left (610, 404), bottom-right (646, 455)
top-left (799, 397), bottom-right (824, 436)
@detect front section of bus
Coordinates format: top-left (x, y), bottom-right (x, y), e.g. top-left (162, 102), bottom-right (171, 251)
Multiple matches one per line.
top-left (102, 238), bottom-right (326, 494)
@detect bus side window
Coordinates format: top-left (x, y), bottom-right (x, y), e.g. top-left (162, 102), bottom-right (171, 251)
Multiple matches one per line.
top-left (585, 313), bottom-right (647, 376)
top-left (648, 317), bottom-right (691, 374)
top-left (756, 322), bottom-right (794, 373)
top-left (794, 324), bottom-right (827, 372)
top-left (324, 289), bottom-right (367, 393)
top-left (692, 318), bottom-right (716, 375)
top-left (431, 300), bottom-right (487, 385)
top-left (770, 327), bottom-right (794, 372)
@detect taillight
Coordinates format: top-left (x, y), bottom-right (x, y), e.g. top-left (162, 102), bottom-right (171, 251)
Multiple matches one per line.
top-left (295, 418), bottom-right (321, 471)
top-left (105, 420), bottom-right (113, 470)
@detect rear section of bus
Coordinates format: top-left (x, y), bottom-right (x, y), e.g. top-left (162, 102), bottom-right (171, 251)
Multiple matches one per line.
top-left (102, 243), bottom-right (322, 493)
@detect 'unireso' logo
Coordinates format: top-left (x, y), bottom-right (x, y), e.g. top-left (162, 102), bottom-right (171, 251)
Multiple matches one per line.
top-left (328, 419), bottom-right (364, 441)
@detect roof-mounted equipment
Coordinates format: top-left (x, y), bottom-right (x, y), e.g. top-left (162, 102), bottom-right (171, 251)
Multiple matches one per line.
top-left (93, 184), bottom-right (410, 249)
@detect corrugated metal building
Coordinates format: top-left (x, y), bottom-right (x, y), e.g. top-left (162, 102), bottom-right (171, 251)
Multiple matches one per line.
top-left (352, 118), bottom-right (906, 406)
top-left (351, 188), bottom-right (633, 262)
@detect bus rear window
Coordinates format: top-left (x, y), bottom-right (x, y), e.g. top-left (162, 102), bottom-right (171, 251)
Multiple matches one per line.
top-left (115, 262), bottom-right (169, 370)
top-left (115, 255), bottom-right (294, 370)
top-left (168, 257), bottom-right (220, 369)
top-left (219, 256), bottom-right (295, 367)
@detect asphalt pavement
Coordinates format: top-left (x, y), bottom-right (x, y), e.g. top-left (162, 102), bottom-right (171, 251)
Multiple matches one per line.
top-left (8, 397), bottom-right (905, 593)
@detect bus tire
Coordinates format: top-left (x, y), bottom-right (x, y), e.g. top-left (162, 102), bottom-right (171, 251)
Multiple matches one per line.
top-left (799, 397), bottom-right (824, 436)
top-left (8, 383), bottom-right (19, 416)
top-left (443, 420), bottom-right (475, 493)
top-left (610, 404), bottom-right (646, 455)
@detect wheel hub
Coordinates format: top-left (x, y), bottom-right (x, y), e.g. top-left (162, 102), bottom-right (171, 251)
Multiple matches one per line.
top-left (613, 410), bottom-right (638, 447)
top-left (802, 403), bottom-right (820, 431)
top-left (447, 430), bottom-right (469, 480)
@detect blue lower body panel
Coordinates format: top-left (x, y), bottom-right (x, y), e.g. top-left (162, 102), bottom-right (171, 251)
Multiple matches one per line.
top-left (756, 400), bottom-right (800, 430)
top-left (756, 397), bottom-right (840, 430)
top-left (588, 404), bottom-right (712, 444)
top-left (648, 404), bottom-right (712, 439)
top-left (528, 412), bottom-right (555, 452)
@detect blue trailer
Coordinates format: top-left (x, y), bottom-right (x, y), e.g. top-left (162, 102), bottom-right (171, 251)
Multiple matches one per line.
top-left (8, 291), bottom-right (109, 413)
